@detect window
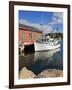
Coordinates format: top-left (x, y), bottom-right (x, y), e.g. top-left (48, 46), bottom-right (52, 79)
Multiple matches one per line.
top-left (22, 32), bottom-right (25, 41)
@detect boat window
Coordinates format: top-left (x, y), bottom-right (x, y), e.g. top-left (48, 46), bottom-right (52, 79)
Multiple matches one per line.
top-left (42, 39), bottom-right (43, 41)
top-left (47, 39), bottom-right (49, 42)
top-left (44, 39), bottom-right (46, 42)
top-left (42, 39), bottom-right (48, 42)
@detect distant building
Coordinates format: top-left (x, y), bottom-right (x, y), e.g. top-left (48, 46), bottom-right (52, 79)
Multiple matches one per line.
top-left (19, 24), bottom-right (43, 44)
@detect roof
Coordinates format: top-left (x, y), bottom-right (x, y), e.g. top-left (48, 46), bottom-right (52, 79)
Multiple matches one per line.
top-left (19, 24), bottom-right (42, 33)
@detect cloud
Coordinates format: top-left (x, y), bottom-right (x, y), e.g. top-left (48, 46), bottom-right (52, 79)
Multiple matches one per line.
top-left (19, 19), bottom-right (31, 26)
top-left (19, 12), bottom-right (63, 34)
top-left (53, 12), bottom-right (63, 23)
top-left (19, 19), bottom-right (42, 30)
top-left (53, 12), bottom-right (63, 19)
top-left (41, 25), bottom-right (55, 33)
top-left (48, 12), bottom-right (63, 25)
top-left (19, 19), bottom-right (54, 34)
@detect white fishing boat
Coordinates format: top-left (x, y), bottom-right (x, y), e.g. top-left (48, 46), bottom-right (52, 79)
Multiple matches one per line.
top-left (34, 35), bottom-right (60, 51)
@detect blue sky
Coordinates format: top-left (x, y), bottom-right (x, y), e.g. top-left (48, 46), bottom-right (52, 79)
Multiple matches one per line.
top-left (19, 10), bottom-right (63, 33)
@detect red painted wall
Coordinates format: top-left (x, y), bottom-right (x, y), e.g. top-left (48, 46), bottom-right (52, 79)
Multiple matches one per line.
top-left (19, 29), bottom-right (42, 43)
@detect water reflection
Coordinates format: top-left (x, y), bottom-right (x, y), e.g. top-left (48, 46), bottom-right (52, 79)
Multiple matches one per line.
top-left (29, 48), bottom-right (63, 74)
top-left (19, 41), bottom-right (63, 74)
top-left (34, 48), bottom-right (60, 61)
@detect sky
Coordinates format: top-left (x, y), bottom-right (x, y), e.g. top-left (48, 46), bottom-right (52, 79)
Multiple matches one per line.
top-left (19, 10), bottom-right (63, 34)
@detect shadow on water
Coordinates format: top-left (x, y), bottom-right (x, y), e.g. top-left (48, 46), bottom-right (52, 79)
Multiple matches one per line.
top-left (19, 41), bottom-right (63, 75)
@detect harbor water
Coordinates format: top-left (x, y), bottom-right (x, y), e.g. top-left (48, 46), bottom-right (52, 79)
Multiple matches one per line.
top-left (19, 40), bottom-right (63, 75)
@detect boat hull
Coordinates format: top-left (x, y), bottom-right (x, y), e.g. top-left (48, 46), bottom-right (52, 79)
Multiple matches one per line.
top-left (34, 42), bottom-right (60, 51)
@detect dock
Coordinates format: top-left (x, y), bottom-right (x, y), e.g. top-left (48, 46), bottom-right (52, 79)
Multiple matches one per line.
top-left (24, 43), bottom-right (35, 54)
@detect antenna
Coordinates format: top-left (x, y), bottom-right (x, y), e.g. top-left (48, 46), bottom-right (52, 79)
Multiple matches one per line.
top-left (40, 13), bottom-right (44, 32)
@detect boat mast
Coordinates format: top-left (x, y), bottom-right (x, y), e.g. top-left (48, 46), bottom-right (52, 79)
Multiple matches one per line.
top-left (40, 12), bottom-right (45, 36)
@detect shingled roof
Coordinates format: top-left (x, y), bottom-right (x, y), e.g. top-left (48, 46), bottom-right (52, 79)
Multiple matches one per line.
top-left (19, 24), bottom-right (42, 33)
